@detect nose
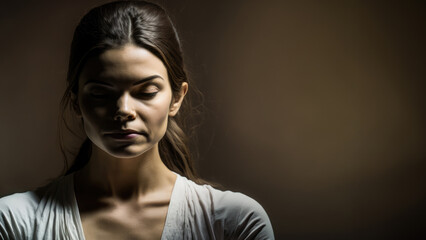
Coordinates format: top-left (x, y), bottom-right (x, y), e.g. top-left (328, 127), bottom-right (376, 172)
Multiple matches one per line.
top-left (114, 92), bottom-right (136, 122)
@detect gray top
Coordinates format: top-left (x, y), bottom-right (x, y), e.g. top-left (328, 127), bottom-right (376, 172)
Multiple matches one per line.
top-left (0, 173), bottom-right (274, 239)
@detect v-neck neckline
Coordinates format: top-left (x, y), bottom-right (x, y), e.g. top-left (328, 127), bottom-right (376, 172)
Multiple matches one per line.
top-left (69, 172), bottom-right (182, 240)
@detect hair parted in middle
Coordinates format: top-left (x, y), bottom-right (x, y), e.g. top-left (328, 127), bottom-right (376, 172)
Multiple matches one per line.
top-left (59, 0), bottom-right (204, 183)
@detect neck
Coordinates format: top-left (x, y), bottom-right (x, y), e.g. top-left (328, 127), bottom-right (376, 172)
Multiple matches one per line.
top-left (75, 143), bottom-right (176, 200)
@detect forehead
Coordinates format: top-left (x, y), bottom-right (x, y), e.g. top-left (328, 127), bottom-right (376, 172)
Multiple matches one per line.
top-left (79, 44), bottom-right (168, 84)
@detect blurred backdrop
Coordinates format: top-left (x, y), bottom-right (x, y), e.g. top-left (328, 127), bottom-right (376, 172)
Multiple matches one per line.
top-left (1, 0), bottom-right (425, 239)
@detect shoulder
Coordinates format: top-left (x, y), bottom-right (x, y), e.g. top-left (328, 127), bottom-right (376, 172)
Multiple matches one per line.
top-left (211, 189), bottom-right (275, 239)
top-left (179, 176), bottom-right (275, 239)
top-left (0, 191), bottom-right (40, 216)
top-left (0, 189), bottom-right (39, 207)
top-left (0, 175), bottom-right (73, 239)
top-left (0, 191), bottom-right (40, 239)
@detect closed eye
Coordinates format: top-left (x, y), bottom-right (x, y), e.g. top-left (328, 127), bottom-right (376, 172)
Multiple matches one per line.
top-left (88, 88), bottom-right (112, 98)
top-left (134, 91), bottom-right (158, 99)
top-left (133, 85), bottom-right (160, 99)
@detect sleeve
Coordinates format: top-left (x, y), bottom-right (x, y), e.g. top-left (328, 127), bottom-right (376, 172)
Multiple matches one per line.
top-left (214, 191), bottom-right (275, 240)
top-left (0, 214), bottom-right (9, 240)
top-left (0, 195), bottom-right (22, 240)
top-left (0, 211), bottom-right (18, 240)
top-left (0, 192), bottom-right (38, 240)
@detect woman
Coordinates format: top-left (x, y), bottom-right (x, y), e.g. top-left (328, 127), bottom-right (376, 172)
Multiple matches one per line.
top-left (0, 1), bottom-right (274, 239)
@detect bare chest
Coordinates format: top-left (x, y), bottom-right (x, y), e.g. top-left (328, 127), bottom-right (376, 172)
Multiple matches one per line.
top-left (80, 204), bottom-right (169, 240)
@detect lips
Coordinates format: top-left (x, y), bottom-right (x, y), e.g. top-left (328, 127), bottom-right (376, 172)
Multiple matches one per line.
top-left (104, 129), bottom-right (147, 140)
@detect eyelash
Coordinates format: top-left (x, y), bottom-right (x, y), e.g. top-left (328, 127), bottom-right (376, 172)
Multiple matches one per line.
top-left (90, 91), bottom-right (108, 98)
top-left (135, 85), bottom-right (159, 98)
top-left (136, 91), bottom-right (158, 98)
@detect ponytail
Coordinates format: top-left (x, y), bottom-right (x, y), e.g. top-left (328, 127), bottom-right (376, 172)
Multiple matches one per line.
top-left (159, 118), bottom-right (201, 182)
top-left (65, 138), bottom-right (91, 175)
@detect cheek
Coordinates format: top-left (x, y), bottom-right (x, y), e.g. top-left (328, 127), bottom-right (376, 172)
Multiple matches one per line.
top-left (145, 95), bottom-right (172, 137)
top-left (78, 95), bottom-right (109, 134)
top-left (79, 93), bottom-right (109, 116)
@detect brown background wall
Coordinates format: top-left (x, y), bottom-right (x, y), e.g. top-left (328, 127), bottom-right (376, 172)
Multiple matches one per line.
top-left (1, 0), bottom-right (425, 239)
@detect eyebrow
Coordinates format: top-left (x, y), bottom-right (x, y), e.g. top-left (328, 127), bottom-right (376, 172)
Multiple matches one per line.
top-left (132, 75), bottom-right (164, 86)
top-left (84, 75), bottom-right (163, 86)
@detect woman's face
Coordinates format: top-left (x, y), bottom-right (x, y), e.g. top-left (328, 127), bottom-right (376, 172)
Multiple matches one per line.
top-left (76, 44), bottom-right (186, 158)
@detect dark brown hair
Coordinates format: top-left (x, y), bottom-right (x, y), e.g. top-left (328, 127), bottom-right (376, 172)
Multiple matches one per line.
top-left (59, 1), bottom-right (203, 182)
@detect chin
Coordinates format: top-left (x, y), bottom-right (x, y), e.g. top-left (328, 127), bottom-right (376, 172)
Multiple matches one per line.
top-left (104, 144), bottom-right (154, 159)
